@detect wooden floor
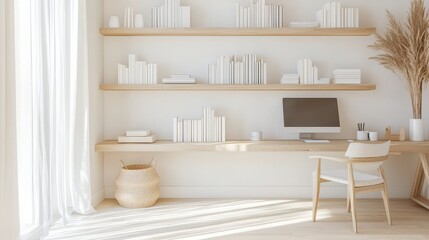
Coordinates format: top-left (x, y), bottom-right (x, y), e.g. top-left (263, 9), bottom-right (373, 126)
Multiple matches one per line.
top-left (46, 199), bottom-right (429, 240)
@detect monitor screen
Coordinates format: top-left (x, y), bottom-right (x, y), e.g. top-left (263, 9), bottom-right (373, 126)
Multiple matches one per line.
top-left (283, 98), bottom-right (340, 133)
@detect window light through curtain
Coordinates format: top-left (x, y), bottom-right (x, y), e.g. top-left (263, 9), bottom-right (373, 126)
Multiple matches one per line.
top-left (14, 0), bottom-right (93, 238)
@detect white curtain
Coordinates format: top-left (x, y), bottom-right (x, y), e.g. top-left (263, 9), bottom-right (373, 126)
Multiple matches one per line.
top-left (14, 0), bottom-right (93, 238)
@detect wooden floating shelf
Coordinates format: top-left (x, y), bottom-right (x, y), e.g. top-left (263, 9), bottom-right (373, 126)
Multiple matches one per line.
top-left (100, 27), bottom-right (376, 37)
top-left (100, 84), bottom-right (376, 91)
top-left (95, 140), bottom-right (429, 153)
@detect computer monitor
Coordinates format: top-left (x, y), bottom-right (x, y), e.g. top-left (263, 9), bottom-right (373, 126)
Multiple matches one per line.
top-left (283, 98), bottom-right (340, 139)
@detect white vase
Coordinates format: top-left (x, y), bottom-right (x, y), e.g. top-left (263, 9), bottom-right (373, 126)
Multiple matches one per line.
top-left (409, 119), bottom-right (425, 141)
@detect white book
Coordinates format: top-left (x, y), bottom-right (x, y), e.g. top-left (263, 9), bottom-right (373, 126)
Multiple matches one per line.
top-left (316, 77), bottom-right (330, 84)
top-left (279, 5), bottom-right (283, 27)
top-left (124, 67), bottom-right (129, 84)
top-left (118, 64), bottom-right (123, 84)
top-left (236, 2), bottom-right (240, 28)
top-left (313, 66), bottom-right (319, 85)
top-left (162, 78), bottom-right (196, 84)
top-left (263, 62), bottom-right (267, 84)
top-left (203, 107), bottom-right (207, 142)
top-left (118, 135), bottom-right (157, 143)
top-left (178, 120), bottom-right (183, 142)
top-left (128, 54), bottom-right (136, 84)
top-left (198, 120), bottom-right (202, 142)
top-left (261, 0), bottom-right (265, 27)
top-left (126, 130), bottom-right (151, 137)
top-left (173, 117), bottom-right (178, 142)
top-left (336, 2), bottom-right (341, 28)
top-left (354, 8), bottom-right (359, 27)
top-left (181, 6), bottom-right (191, 28)
top-left (124, 8), bottom-right (128, 28)
top-left (221, 116), bottom-right (226, 142)
top-left (297, 59), bottom-right (303, 84)
top-left (214, 117), bottom-right (218, 142)
top-left (303, 59), bottom-right (308, 84)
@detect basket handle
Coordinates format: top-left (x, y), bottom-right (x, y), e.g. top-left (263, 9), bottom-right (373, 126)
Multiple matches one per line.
top-left (150, 157), bottom-right (158, 168)
top-left (120, 160), bottom-right (128, 169)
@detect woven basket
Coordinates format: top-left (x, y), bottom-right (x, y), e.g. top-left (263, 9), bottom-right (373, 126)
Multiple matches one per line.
top-left (114, 159), bottom-right (160, 208)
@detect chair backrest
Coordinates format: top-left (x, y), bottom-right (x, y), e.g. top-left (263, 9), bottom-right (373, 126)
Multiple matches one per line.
top-left (345, 141), bottom-right (391, 171)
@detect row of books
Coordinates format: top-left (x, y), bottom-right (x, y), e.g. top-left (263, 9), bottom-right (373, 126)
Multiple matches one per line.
top-left (162, 74), bottom-right (196, 84)
top-left (173, 107), bottom-right (226, 143)
top-left (118, 130), bottom-right (157, 143)
top-left (333, 69), bottom-right (361, 84)
top-left (316, 2), bottom-right (359, 28)
top-left (151, 0), bottom-right (190, 28)
top-left (208, 54), bottom-right (267, 85)
top-left (235, 0), bottom-right (284, 28)
top-left (118, 54), bottom-right (158, 85)
top-left (297, 58), bottom-right (319, 85)
top-left (123, 7), bottom-right (134, 28)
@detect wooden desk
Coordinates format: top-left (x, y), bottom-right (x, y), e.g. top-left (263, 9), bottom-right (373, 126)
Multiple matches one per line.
top-left (96, 140), bottom-right (429, 209)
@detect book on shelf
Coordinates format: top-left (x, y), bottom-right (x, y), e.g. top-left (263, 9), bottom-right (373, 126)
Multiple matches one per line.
top-left (173, 107), bottom-right (226, 143)
top-left (316, 2), bottom-right (359, 28)
top-left (236, 0), bottom-right (283, 28)
top-left (162, 74), bottom-right (196, 84)
top-left (332, 69), bottom-right (361, 84)
top-left (118, 135), bottom-right (157, 143)
top-left (297, 58), bottom-right (319, 85)
top-left (288, 21), bottom-right (319, 28)
top-left (118, 54), bottom-right (158, 85)
top-left (126, 130), bottom-right (151, 137)
top-left (208, 54), bottom-right (267, 85)
top-left (152, 0), bottom-right (191, 28)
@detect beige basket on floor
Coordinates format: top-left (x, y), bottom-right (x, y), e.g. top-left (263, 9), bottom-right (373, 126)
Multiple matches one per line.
top-left (114, 158), bottom-right (160, 208)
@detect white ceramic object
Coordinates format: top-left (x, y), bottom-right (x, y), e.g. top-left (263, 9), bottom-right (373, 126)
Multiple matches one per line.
top-left (250, 131), bottom-right (262, 141)
top-left (108, 16), bottom-right (120, 28)
top-left (409, 119), bottom-right (425, 141)
top-left (369, 132), bottom-right (378, 141)
top-left (135, 13), bottom-right (144, 28)
top-left (115, 161), bottom-right (160, 208)
top-left (356, 131), bottom-right (369, 141)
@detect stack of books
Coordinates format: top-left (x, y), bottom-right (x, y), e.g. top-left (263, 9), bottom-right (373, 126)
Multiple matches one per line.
top-left (123, 7), bottom-right (134, 28)
top-left (333, 69), bottom-right (361, 84)
top-left (288, 21), bottom-right (319, 28)
top-left (235, 0), bottom-right (284, 28)
top-left (316, 2), bottom-right (359, 28)
top-left (173, 107), bottom-right (226, 143)
top-left (151, 0), bottom-right (191, 28)
top-left (280, 74), bottom-right (300, 84)
top-left (208, 54), bottom-right (267, 85)
top-left (162, 74), bottom-right (196, 84)
top-left (118, 130), bottom-right (157, 143)
top-left (117, 54), bottom-right (158, 85)
top-left (297, 58), bottom-right (319, 84)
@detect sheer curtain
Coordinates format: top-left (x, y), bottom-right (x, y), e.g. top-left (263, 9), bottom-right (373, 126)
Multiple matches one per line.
top-left (14, 0), bottom-right (93, 238)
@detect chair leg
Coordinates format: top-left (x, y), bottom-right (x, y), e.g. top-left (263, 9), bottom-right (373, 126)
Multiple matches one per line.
top-left (379, 168), bottom-right (392, 226)
top-left (313, 159), bottom-right (321, 222)
top-left (348, 164), bottom-right (358, 233)
top-left (347, 187), bottom-right (351, 213)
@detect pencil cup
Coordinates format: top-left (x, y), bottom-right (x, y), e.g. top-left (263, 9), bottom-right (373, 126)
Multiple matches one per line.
top-left (369, 132), bottom-right (378, 141)
top-left (356, 131), bottom-right (369, 141)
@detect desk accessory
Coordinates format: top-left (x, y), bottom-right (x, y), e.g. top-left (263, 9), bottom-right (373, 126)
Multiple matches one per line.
top-left (384, 126), bottom-right (405, 141)
top-left (369, 131), bottom-right (378, 141)
top-left (250, 131), bottom-right (262, 141)
top-left (356, 122), bottom-right (368, 140)
top-left (108, 16), bottom-right (120, 28)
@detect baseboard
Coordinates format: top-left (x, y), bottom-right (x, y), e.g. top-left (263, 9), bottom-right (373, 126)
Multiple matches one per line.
top-left (92, 187), bottom-right (105, 207)
top-left (104, 186), bottom-right (413, 199)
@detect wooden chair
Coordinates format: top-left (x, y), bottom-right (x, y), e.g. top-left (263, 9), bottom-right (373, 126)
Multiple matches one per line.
top-left (310, 141), bottom-right (392, 233)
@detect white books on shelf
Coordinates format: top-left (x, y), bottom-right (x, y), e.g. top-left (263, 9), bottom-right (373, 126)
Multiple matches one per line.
top-left (117, 54), bottom-right (158, 85)
top-left (152, 0), bottom-right (191, 28)
top-left (124, 7), bottom-right (134, 28)
top-left (289, 21), bottom-right (319, 28)
top-left (118, 135), bottom-right (157, 143)
top-left (236, 0), bottom-right (283, 28)
top-left (332, 69), bottom-right (361, 84)
top-left (317, 2), bottom-right (359, 28)
top-left (173, 107), bottom-right (226, 143)
top-left (126, 130), bottom-right (151, 137)
top-left (208, 54), bottom-right (267, 85)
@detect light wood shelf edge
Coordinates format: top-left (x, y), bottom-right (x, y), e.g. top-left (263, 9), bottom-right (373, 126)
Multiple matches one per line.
top-left (100, 27), bottom-right (376, 36)
top-left (95, 140), bottom-right (429, 153)
top-left (99, 84), bottom-right (376, 91)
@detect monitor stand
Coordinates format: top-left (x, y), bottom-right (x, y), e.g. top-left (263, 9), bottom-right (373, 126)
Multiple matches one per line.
top-left (299, 133), bottom-right (313, 140)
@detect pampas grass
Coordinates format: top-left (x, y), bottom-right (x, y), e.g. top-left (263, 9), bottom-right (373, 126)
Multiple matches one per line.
top-left (369, 0), bottom-right (429, 119)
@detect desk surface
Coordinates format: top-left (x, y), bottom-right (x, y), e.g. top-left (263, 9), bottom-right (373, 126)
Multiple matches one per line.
top-left (96, 140), bottom-right (429, 153)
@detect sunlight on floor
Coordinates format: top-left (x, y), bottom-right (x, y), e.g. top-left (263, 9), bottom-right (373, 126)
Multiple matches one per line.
top-left (45, 199), bottom-right (330, 240)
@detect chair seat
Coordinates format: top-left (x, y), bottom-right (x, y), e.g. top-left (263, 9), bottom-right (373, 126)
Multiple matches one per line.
top-left (318, 169), bottom-right (384, 187)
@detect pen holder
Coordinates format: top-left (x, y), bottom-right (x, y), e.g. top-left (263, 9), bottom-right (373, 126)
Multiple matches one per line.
top-left (356, 131), bottom-right (369, 141)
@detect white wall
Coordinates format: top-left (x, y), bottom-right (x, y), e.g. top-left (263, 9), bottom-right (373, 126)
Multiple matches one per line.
top-left (102, 0), bottom-right (429, 198)
top-left (87, 0), bottom-right (105, 206)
